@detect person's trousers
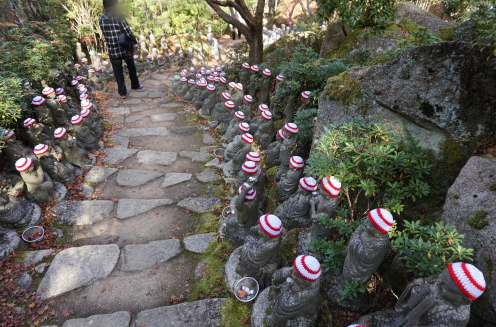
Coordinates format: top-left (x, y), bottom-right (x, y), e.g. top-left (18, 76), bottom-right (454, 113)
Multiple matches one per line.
top-left (110, 55), bottom-right (140, 96)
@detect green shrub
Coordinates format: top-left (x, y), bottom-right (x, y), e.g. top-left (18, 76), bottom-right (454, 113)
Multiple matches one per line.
top-left (0, 74), bottom-right (37, 128)
top-left (293, 108), bottom-right (318, 147)
top-left (467, 210), bottom-right (489, 229)
top-left (223, 42), bottom-right (249, 82)
top-left (339, 279), bottom-right (367, 300)
top-left (390, 220), bottom-right (474, 277)
top-left (306, 118), bottom-right (432, 218)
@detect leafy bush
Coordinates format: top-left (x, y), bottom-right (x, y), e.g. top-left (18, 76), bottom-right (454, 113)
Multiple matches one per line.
top-left (390, 220), bottom-right (474, 277)
top-left (0, 74), bottom-right (37, 128)
top-left (339, 279), bottom-right (367, 300)
top-left (306, 118), bottom-right (432, 218)
top-left (223, 42), bottom-right (250, 82)
top-left (470, 3), bottom-right (496, 66)
top-left (293, 108), bottom-right (318, 148)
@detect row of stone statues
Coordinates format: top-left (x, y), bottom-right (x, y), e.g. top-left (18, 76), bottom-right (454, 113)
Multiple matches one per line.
top-left (263, 22), bottom-right (298, 49)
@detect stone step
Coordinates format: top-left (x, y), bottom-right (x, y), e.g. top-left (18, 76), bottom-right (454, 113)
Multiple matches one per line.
top-left (62, 311), bottom-right (131, 327)
top-left (116, 127), bottom-right (169, 137)
top-left (120, 239), bottom-right (181, 272)
top-left (104, 147), bottom-right (138, 164)
top-left (116, 198), bottom-right (173, 219)
top-left (53, 200), bottom-right (115, 225)
top-left (116, 169), bottom-right (164, 187)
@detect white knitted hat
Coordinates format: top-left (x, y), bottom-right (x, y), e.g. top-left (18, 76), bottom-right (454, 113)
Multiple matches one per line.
top-left (301, 91), bottom-right (311, 99)
top-left (246, 152), bottom-right (261, 163)
top-left (80, 108), bottom-right (90, 118)
top-left (238, 123), bottom-right (250, 132)
top-left (242, 62), bottom-right (250, 69)
top-left (207, 84), bottom-right (216, 91)
top-left (448, 262), bottom-right (486, 300)
top-left (221, 92), bottom-right (231, 100)
top-left (42, 87), bottom-right (55, 96)
top-left (299, 177), bottom-right (317, 192)
top-left (2, 130), bottom-right (14, 140)
top-left (367, 208), bottom-right (394, 233)
top-left (244, 95), bottom-right (253, 103)
top-left (32, 96), bottom-right (45, 106)
top-left (259, 214), bottom-right (282, 237)
top-left (55, 88), bottom-right (65, 95)
top-left (225, 101), bottom-right (235, 109)
top-left (251, 65), bottom-right (259, 72)
top-left (293, 255), bottom-right (321, 281)
top-left (262, 68), bottom-right (271, 76)
top-left (15, 157), bottom-right (33, 172)
top-left (289, 156), bottom-right (304, 169)
top-left (238, 184), bottom-right (257, 201)
top-left (277, 129), bottom-right (286, 140)
top-left (241, 133), bottom-right (254, 144)
top-left (33, 144), bottom-right (49, 155)
top-left (320, 176), bottom-right (341, 198)
top-left (54, 127), bottom-right (67, 139)
top-left (23, 118), bottom-right (36, 128)
top-left (261, 111), bottom-right (272, 120)
top-left (258, 104), bottom-right (269, 112)
top-left (71, 115), bottom-right (83, 125)
top-left (284, 123), bottom-right (298, 134)
top-left (242, 161), bottom-right (258, 175)
top-left (234, 111), bottom-right (245, 120)
top-left (57, 95), bottom-right (67, 102)
top-left (276, 74), bottom-right (285, 81)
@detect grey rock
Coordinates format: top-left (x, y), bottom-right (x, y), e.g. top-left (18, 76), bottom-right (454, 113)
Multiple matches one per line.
top-left (128, 92), bottom-right (150, 98)
top-left (14, 273), bottom-right (33, 289)
top-left (170, 126), bottom-right (196, 135)
top-left (200, 146), bottom-right (215, 153)
top-left (195, 259), bottom-right (207, 279)
top-left (162, 173), bottom-right (192, 188)
top-left (202, 133), bottom-right (215, 145)
top-left (205, 158), bottom-right (220, 167)
top-left (53, 200), bottom-right (115, 225)
top-left (156, 96), bottom-right (174, 104)
top-left (123, 98), bottom-right (142, 105)
top-left (52, 227), bottom-right (64, 241)
top-left (120, 239), bottom-right (181, 272)
top-left (104, 148), bottom-right (138, 164)
top-left (37, 244), bottom-right (120, 299)
top-left (116, 127), bottom-right (169, 137)
top-left (135, 298), bottom-right (225, 327)
top-left (22, 249), bottom-right (54, 265)
top-left (130, 105), bottom-right (154, 113)
top-left (116, 169), bottom-right (163, 187)
top-left (35, 263), bottom-right (49, 273)
top-left (441, 156), bottom-right (496, 323)
top-left (149, 91), bottom-right (166, 98)
top-left (125, 115), bottom-right (146, 123)
top-left (63, 311), bottom-right (131, 327)
top-left (395, 2), bottom-right (454, 32)
top-left (319, 21), bottom-right (347, 57)
top-left (195, 168), bottom-right (221, 183)
top-left (179, 151), bottom-right (213, 163)
top-left (183, 233), bottom-right (216, 253)
top-left (117, 199), bottom-right (173, 219)
top-left (82, 184), bottom-right (94, 198)
top-left (177, 196), bottom-right (221, 213)
top-left (150, 113), bottom-right (178, 122)
top-left (111, 117), bottom-right (124, 124)
top-left (137, 150), bottom-right (177, 166)
top-left (143, 79), bottom-right (162, 86)
top-left (106, 101), bottom-right (120, 107)
top-left (107, 107), bottom-right (130, 115)
top-left (151, 74), bottom-right (167, 80)
top-left (112, 135), bottom-right (129, 148)
top-left (160, 102), bottom-right (183, 109)
top-left (85, 167), bottom-right (118, 185)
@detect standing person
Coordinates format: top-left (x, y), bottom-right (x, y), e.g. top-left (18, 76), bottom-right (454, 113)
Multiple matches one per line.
top-left (99, 0), bottom-right (143, 99)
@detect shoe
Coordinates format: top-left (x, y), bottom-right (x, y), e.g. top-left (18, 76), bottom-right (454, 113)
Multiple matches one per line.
top-left (121, 94), bottom-right (128, 99)
top-left (132, 86), bottom-right (145, 92)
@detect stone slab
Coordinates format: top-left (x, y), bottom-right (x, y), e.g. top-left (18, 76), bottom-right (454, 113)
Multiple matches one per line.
top-left (200, 146), bottom-right (215, 153)
top-left (116, 199), bottom-right (173, 219)
top-left (85, 167), bottom-right (118, 185)
top-left (120, 239), bottom-right (181, 272)
top-left (53, 200), bottom-right (115, 225)
top-left (137, 150), bottom-right (177, 166)
top-left (37, 244), bottom-right (120, 300)
top-left (179, 151), bottom-right (213, 163)
top-left (111, 135), bottom-right (129, 148)
top-left (160, 103), bottom-right (183, 109)
top-left (205, 158), bottom-right (220, 167)
top-left (106, 101), bottom-right (120, 107)
top-left (135, 298), bottom-right (226, 327)
top-left (183, 233), bottom-right (216, 253)
top-left (128, 92), bottom-right (150, 98)
top-left (82, 184), bottom-right (94, 198)
top-left (143, 79), bottom-right (162, 86)
top-left (116, 127), bottom-right (169, 137)
top-left (130, 105), bottom-right (155, 113)
top-left (151, 74), bottom-right (167, 80)
top-left (156, 96), bottom-right (174, 104)
top-left (111, 117), bottom-right (124, 124)
top-left (63, 311), bottom-right (131, 327)
top-left (195, 168), bottom-right (221, 183)
top-left (123, 98), bottom-right (142, 105)
top-left (170, 126), bottom-right (196, 135)
top-left (126, 115), bottom-right (146, 123)
top-left (104, 147), bottom-right (138, 164)
top-left (108, 107), bottom-right (130, 115)
top-left (202, 134), bottom-right (215, 145)
top-left (149, 91), bottom-right (166, 98)
top-left (150, 113), bottom-right (178, 122)
top-left (22, 249), bottom-right (54, 265)
top-left (177, 196), bottom-right (221, 213)
top-left (116, 169), bottom-right (163, 187)
top-left (162, 173), bottom-right (192, 188)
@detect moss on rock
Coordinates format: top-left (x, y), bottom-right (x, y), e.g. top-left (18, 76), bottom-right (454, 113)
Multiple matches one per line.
top-left (325, 72), bottom-right (363, 105)
top-left (467, 210), bottom-right (489, 229)
top-left (220, 298), bottom-right (252, 327)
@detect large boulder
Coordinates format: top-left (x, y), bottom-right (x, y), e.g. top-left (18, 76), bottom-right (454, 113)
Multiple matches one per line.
top-left (395, 1), bottom-right (454, 32)
top-left (440, 156), bottom-right (496, 323)
top-left (316, 41), bottom-right (496, 153)
top-left (319, 21), bottom-right (347, 57)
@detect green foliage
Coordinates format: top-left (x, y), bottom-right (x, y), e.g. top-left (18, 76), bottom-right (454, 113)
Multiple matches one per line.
top-left (390, 220), bottom-right (474, 277)
top-left (467, 210), bottom-right (489, 229)
top-left (309, 238), bottom-right (346, 271)
top-left (339, 279), bottom-right (367, 300)
top-left (469, 3), bottom-right (496, 66)
top-left (281, 229), bottom-right (301, 260)
top-left (220, 298), bottom-right (251, 327)
top-left (0, 75), bottom-right (37, 128)
top-left (293, 108), bottom-right (318, 146)
top-left (223, 42), bottom-right (250, 82)
top-left (490, 183), bottom-right (496, 191)
top-left (325, 72), bottom-right (362, 105)
top-left (306, 118), bottom-right (432, 217)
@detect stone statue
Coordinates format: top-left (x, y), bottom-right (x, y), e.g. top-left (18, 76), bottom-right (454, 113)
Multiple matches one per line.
top-left (275, 123), bottom-right (299, 180)
top-left (33, 144), bottom-right (76, 183)
top-left (222, 112), bottom-right (246, 144)
top-left (193, 79), bottom-right (209, 110)
top-left (248, 65), bottom-right (260, 98)
top-left (310, 176), bottom-right (341, 240)
top-left (15, 157), bottom-right (57, 203)
top-left (177, 77), bottom-right (189, 97)
top-left (283, 95), bottom-right (296, 124)
top-left (254, 111), bottom-right (276, 150)
top-left (240, 95), bottom-right (253, 118)
top-left (267, 130), bottom-right (285, 166)
top-left (276, 156), bottom-right (304, 201)
top-left (228, 133), bottom-right (254, 176)
top-left (212, 92), bottom-right (230, 123)
top-left (234, 160), bottom-right (259, 190)
top-left (139, 42), bottom-right (148, 61)
top-left (133, 55), bottom-right (145, 74)
top-left (160, 34), bottom-right (168, 49)
top-left (239, 63), bottom-right (251, 92)
top-left (80, 107), bottom-right (103, 139)
top-left (183, 79), bottom-right (197, 103)
top-left (54, 127), bottom-right (91, 168)
top-left (217, 100), bottom-right (236, 133)
top-left (71, 115), bottom-right (99, 150)
top-left (200, 84), bottom-right (218, 116)
top-left (1, 131), bottom-right (33, 171)
top-left (275, 177), bottom-right (317, 229)
top-left (149, 33), bottom-right (156, 49)
top-left (298, 91), bottom-right (312, 111)
top-left (75, 42), bottom-right (86, 62)
top-left (249, 104), bottom-right (269, 135)
top-left (42, 87), bottom-right (70, 128)
top-left (207, 33), bottom-right (221, 61)
top-left (145, 55), bottom-right (157, 72)
top-left (93, 52), bottom-right (103, 68)
top-left (32, 96), bottom-right (56, 135)
top-left (102, 61), bottom-right (114, 80)
top-left (236, 214), bottom-right (283, 290)
top-left (230, 83), bottom-right (244, 108)
top-left (0, 193), bottom-right (41, 228)
top-left (57, 94), bottom-right (79, 120)
top-left (355, 263), bottom-right (486, 327)
top-left (23, 118), bottom-right (53, 146)
top-left (259, 69), bottom-right (273, 105)
top-left (87, 69), bottom-right (104, 91)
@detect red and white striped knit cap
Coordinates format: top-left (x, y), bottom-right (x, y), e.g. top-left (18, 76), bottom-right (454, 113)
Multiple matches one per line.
top-left (262, 68), bottom-right (271, 76)
top-left (238, 123), bottom-right (250, 132)
top-left (276, 75), bottom-right (285, 81)
top-left (207, 84), bottom-right (216, 91)
top-left (77, 84), bottom-right (86, 90)
top-left (448, 262), bottom-right (486, 300)
top-left (216, 67), bottom-right (222, 72)
top-left (71, 115), bottom-right (83, 125)
top-left (24, 82), bottom-right (32, 87)
top-left (76, 75), bottom-right (83, 81)
top-left (23, 118), bottom-right (36, 128)
top-left (80, 108), bottom-right (91, 118)
top-left (238, 184), bottom-right (257, 201)
top-left (32, 96), bottom-right (45, 106)
top-left (225, 101), bottom-right (235, 109)
top-left (82, 101), bottom-right (93, 109)
top-left (33, 144), bottom-right (49, 155)
top-left (42, 87), bottom-right (55, 96)
top-left (250, 65), bottom-right (259, 72)
top-left (54, 127), bottom-right (67, 139)
top-left (320, 176), bottom-right (341, 198)
top-left (146, 55), bottom-right (152, 60)
top-left (55, 88), bottom-right (65, 95)
top-left (301, 91), bottom-right (311, 99)
top-left (214, 77), bottom-right (220, 82)
top-left (258, 104), bottom-right (269, 112)
top-left (74, 64), bottom-right (81, 68)
top-left (57, 95), bottom-right (67, 102)
top-left (261, 111), bottom-right (272, 120)
top-left (71, 80), bottom-right (78, 86)
top-left (221, 92), bottom-right (231, 100)
top-left (207, 76), bottom-right (215, 82)
top-left (242, 161), bottom-right (258, 175)
top-left (81, 58), bottom-right (88, 63)
top-left (220, 77), bottom-right (227, 84)
top-left (196, 73), bottom-right (202, 79)
top-left (367, 208), bottom-right (394, 233)
top-left (54, 73), bottom-right (61, 78)
top-left (88, 69), bottom-right (95, 74)
top-left (180, 77), bottom-right (188, 82)
top-left (228, 82), bottom-right (237, 89)
top-left (102, 61), bottom-right (109, 66)
top-left (188, 79), bottom-right (196, 85)
top-left (235, 83), bottom-right (243, 91)
top-left (95, 67), bottom-right (102, 72)
top-left (259, 214), bottom-right (282, 237)
top-left (277, 129), bottom-right (286, 140)
top-left (299, 177), bottom-right (317, 192)
top-left (289, 156), bottom-right (304, 169)
top-left (234, 111), bottom-right (245, 120)
top-left (242, 62), bottom-right (250, 69)
top-left (15, 157), bottom-right (33, 172)
top-left (244, 95), bottom-right (253, 103)
top-left (2, 130), bottom-right (14, 140)
top-left (293, 255), bottom-right (321, 281)
top-left (241, 133), bottom-right (254, 144)
top-left (348, 325), bottom-right (368, 327)
top-left (284, 123), bottom-right (298, 134)
top-left (80, 93), bottom-right (88, 100)
top-left (246, 152), bottom-right (261, 163)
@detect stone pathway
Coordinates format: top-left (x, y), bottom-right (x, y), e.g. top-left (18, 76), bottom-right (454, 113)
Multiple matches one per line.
top-left (38, 72), bottom-right (225, 326)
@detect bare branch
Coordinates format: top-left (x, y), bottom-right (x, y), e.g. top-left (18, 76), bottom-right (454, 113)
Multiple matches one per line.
top-left (254, 0), bottom-right (266, 25)
top-left (205, 0), bottom-right (251, 38)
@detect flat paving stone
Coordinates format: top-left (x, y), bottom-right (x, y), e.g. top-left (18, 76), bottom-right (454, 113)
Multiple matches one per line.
top-left (106, 101), bottom-right (121, 107)
top-left (82, 184), bottom-right (94, 198)
top-left (111, 117), bottom-right (124, 124)
top-left (137, 150), bottom-right (177, 166)
top-left (183, 233), bottom-right (216, 253)
top-left (205, 158), bottom-right (220, 167)
top-left (135, 298), bottom-right (226, 327)
top-left (126, 115), bottom-right (146, 123)
top-left (177, 196), bottom-right (222, 213)
top-left (156, 96), bottom-right (174, 104)
top-left (107, 107), bottom-right (130, 115)
top-left (195, 168), bottom-right (221, 183)
top-left (130, 104), bottom-right (155, 112)
top-left (123, 98), bottom-right (142, 105)
top-left (85, 167), bottom-right (118, 185)
top-left (160, 102), bottom-right (183, 109)
top-left (120, 239), bottom-right (181, 272)
top-left (151, 74), bottom-right (167, 80)
top-left (143, 79), bottom-right (162, 85)
top-left (111, 135), bottom-right (129, 148)
top-left (128, 91), bottom-right (150, 98)
top-left (150, 113), bottom-right (178, 122)
top-left (162, 172), bottom-right (192, 188)
top-left (170, 126), bottom-right (196, 135)
top-left (53, 200), bottom-right (115, 225)
top-left (149, 91), bottom-right (166, 98)
top-left (63, 311), bottom-right (131, 327)
top-left (104, 147), bottom-right (138, 164)
top-left (200, 146), bottom-right (215, 153)
top-left (22, 249), bottom-right (54, 265)
top-left (116, 198), bottom-right (173, 219)
top-left (116, 127), bottom-right (169, 137)
top-left (116, 169), bottom-right (163, 187)
top-left (179, 151), bottom-right (214, 163)
top-left (202, 133), bottom-right (215, 145)
top-left (38, 244), bottom-right (119, 299)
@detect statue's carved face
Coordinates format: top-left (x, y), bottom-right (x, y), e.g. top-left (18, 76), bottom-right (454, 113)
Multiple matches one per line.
top-left (439, 270), bottom-right (471, 306)
top-left (364, 219), bottom-right (384, 238)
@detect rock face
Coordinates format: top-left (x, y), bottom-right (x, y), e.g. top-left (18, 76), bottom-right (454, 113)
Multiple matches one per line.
top-left (0, 228), bottom-right (21, 260)
top-left (37, 244), bottom-right (120, 299)
top-left (319, 21), bottom-right (346, 57)
top-left (440, 156), bottom-right (496, 323)
top-left (395, 2), bottom-right (454, 32)
top-left (62, 311), bottom-right (131, 327)
top-left (316, 42), bottom-right (496, 153)
top-left (135, 298), bottom-right (225, 327)
top-left (53, 200), bottom-right (115, 225)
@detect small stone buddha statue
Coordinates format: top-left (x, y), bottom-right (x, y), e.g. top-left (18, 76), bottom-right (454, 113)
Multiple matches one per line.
top-left (269, 74), bottom-right (285, 118)
top-left (33, 144), bottom-right (75, 183)
top-left (71, 115), bottom-right (99, 150)
top-left (310, 176), bottom-right (341, 240)
top-left (259, 68), bottom-right (273, 105)
top-left (222, 111), bottom-right (246, 144)
top-left (231, 83), bottom-right (244, 108)
top-left (254, 110), bottom-right (276, 150)
top-left (276, 156), bottom-right (304, 201)
top-left (217, 100), bottom-right (236, 133)
top-left (275, 123), bottom-right (299, 180)
top-left (15, 157), bottom-right (56, 203)
top-left (249, 104), bottom-right (269, 135)
top-left (75, 42), bottom-right (86, 62)
top-left (54, 127), bottom-right (91, 168)
top-left (200, 84), bottom-right (218, 116)
top-left (226, 181), bottom-right (261, 245)
top-left (139, 42), bottom-right (148, 61)
top-left (240, 94), bottom-right (253, 118)
top-left (102, 61), bottom-right (114, 80)
top-left (298, 91), bottom-right (312, 111)
top-left (42, 87), bottom-right (70, 128)
top-left (237, 214), bottom-right (283, 290)
top-left (80, 57), bottom-right (91, 73)
top-left (160, 33), bottom-right (168, 49)
top-left (183, 79), bottom-right (198, 103)
top-left (239, 63), bottom-right (251, 92)
top-left (283, 95), bottom-right (296, 124)
top-left (87, 69), bottom-right (104, 91)
top-left (193, 79), bottom-right (209, 110)
top-left (80, 107), bottom-right (103, 139)
top-left (267, 130), bottom-right (285, 166)
top-left (212, 92), bottom-right (231, 123)
top-left (248, 65), bottom-right (260, 98)
top-left (228, 133), bottom-right (254, 176)
top-left (275, 177), bottom-right (317, 229)
top-left (32, 96), bottom-right (56, 135)
top-left (0, 193), bottom-right (40, 228)
top-left (176, 77), bottom-right (190, 97)
top-left (1, 130), bottom-right (33, 171)
top-left (23, 118), bottom-right (53, 146)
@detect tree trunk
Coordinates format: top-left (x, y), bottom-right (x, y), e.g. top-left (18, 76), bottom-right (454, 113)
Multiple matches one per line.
top-left (248, 28), bottom-right (263, 64)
